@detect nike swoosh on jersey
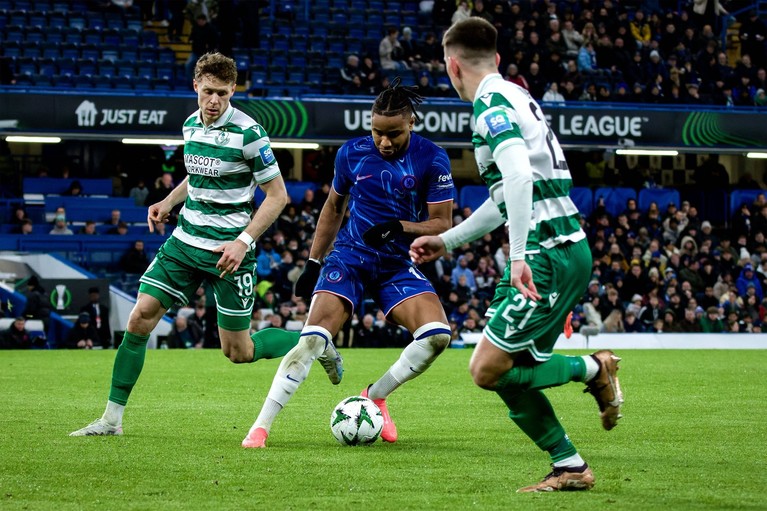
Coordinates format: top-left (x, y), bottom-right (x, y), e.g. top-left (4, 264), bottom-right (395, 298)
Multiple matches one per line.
top-left (356, 174), bottom-right (373, 181)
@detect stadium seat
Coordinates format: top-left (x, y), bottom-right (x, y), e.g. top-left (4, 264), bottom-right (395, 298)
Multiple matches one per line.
top-left (570, 187), bottom-right (593, 218)
top-left (638, 188), bottom-right (680, 213)
top-left (593, 187), bottom-right (637, 218)
top-left (459, 185), bottom-right (489, 213)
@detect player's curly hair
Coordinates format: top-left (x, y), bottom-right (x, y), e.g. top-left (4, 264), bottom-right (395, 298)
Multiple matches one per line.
top-left (372, 77), bottom-right (424, 121)
top-left (194, 52), bottom-right (238, 84)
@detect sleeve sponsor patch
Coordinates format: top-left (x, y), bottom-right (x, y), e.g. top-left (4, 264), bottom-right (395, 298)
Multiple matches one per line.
top-left (259, 145), bottom-right (275, 164)
top-left (484, 111), bottom-right (513, 137)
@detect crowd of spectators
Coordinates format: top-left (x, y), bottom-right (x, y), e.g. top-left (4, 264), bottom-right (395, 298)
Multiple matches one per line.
top-left (154, 175), bottom-right (767, 350)
top-left (338, 0), bottom-right (767, 106)
top-left (5, 149), bottom-right (767, 349)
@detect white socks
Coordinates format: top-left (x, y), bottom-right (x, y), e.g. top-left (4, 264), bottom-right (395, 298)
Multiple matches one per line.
top-left (582, 355), bottom-right (599, 382)
top-left (102, 401), bottom-right (125, 426)
top-left (253, 326), bottom-right (331, 433)
top-left (368, 322), bottom-right (450, 400)
top-left (554, 453), bottom-right (586, 468)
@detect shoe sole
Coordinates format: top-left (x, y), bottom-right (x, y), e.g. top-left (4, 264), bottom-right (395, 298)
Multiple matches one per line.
top-left (589, 351), bottom-right (624, 430)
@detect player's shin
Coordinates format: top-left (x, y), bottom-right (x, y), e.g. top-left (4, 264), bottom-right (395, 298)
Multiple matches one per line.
top-left (251, 328), bottom-right (301, 361)
top-left (368, 322), bottom-right (450, 399)
top-left (252, 326), bottom-right (331, 433)
top-left (108, 332), bottom-right (150, 411)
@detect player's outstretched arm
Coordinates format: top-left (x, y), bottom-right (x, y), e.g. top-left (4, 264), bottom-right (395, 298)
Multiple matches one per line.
top-left (147, 176), bottom-right (190, 232)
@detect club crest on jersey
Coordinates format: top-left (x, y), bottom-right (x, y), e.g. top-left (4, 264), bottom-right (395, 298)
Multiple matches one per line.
top-left (485, 111), bottom-right (512, 137)
top-left (401, 175), bottom-right (417, 190)
top-left (326, 270), bottom-right (343, 283)
top-left (214, 130), bottom-right (230, 146)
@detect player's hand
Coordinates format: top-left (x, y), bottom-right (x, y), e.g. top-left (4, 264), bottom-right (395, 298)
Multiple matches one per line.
top-left (212, 239), bottom-right (249, 278)
top-left (363, 220), bottom-right (403, 248)
top-left (147, 200), bottom-right (172, 233)
top-left (409, 235), bottom-right (446, 264)
top-left (295, 259), bottom-right (322, 302)
top-left (510, 259), bottom-right (540, 301)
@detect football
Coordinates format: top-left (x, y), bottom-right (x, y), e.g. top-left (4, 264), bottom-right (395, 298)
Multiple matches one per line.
top-left (330, 396), bottom-right (384, 446)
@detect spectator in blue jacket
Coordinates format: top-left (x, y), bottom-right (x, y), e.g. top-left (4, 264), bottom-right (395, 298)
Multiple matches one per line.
top-left (736, 263), bottom-right (764, 301)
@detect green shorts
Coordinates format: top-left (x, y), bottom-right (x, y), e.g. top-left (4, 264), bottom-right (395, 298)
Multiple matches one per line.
top-left (484, 239), bottom-right (591, 361)
top-left (139, 236), bottom-right (257, 331)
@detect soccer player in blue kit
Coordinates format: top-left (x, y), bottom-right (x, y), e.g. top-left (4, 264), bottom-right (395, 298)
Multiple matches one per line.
top-left (242, 79), bottom-right (455, 448)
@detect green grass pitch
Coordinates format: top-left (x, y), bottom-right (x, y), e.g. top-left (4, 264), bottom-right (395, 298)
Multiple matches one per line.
top-left (1, 349), bottom-right (765, 510)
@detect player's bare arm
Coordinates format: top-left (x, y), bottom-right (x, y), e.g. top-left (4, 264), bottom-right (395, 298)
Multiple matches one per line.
top-left (308, 188), bottom-right (349, 261)
top-left (214, 174), bottom-right (288, 277)
top-left (147, 176), bottom-right (190, 232)
top-left (401, 200), bottom-right (453, 236)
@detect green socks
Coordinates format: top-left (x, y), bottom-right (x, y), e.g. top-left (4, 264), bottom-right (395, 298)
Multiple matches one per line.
top-left (108, 332), bottom-right (149, 406)
top-left (495, 355), bottom-right (586, 462)
top-left (251, 328), bottom-right (300, 361)
top-left (106, 328), bottom-right (301, 406)
top-left (495, 354), bottom-right (586, 393)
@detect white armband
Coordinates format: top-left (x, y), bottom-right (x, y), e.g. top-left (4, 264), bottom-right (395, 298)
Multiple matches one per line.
top-left (237, 231), bottom-right (256, 250)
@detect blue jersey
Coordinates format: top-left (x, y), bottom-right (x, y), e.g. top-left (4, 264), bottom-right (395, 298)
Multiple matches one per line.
top-left (332, 132), bottom-right (454, 258)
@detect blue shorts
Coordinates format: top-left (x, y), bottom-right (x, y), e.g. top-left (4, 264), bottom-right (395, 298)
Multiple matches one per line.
top-left (314, 243), bottom-right (436, 317)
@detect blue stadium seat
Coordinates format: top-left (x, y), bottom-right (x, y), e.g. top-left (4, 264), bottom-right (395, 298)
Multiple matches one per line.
top-left (136, 61), bottom-right (156, 79)
top-left (27, 10), bottom-right (47, 27)
top-left (21, 42), bottom-right (41, 58)
top-left (93, 74), bottom-right (113, 89)
top-left (53, 73), bottom-right (74, 87)
top-left (16, 56), bottom-right (37, 76)
top-left (25, 25), bottom-right (45, 43)
top-left (37, 57), bottom-right (57, 76)
top-left (638, 188), bottom-right (680, 213)
top-left (593, 187), bottom-right (637, 218)
top-left (23, 178), bottom-right (114, 196)
top-left (48, 11), bottom-right (66, 28)
top-left (76, 57), bottom-right (97, 75)
top-left (32, 73), bottom-right (53, 87)
top-left (62, 28), bottom-right (82, 44)
top-left (56, 57), bottom-right (76, 76)
top-left (570, 187), bottom-right (593, 218)
top-left (133, 76), bottom-right (152, 90)
top-left (73, 74), bottom-right (94, 88)
top-left (45, 26), bottom-right (64, 44)
top-left (459, 185), bottom-right (489, 213)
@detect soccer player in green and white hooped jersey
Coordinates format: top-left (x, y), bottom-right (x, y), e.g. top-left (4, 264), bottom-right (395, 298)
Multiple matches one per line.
top-left (70, 52), bottom-right (343, 440)
top-left (410, 18), bottom-right (624, 493)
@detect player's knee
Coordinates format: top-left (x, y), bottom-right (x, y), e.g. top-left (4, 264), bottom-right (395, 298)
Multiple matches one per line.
top-left (469, 360), bottom-right (498, 390)
top-left (426, 332), bottom-right (451, 354)
top-left (284, 333), bottom-right (326, 365)
top-left (413, 323), bottom-right (451, 357)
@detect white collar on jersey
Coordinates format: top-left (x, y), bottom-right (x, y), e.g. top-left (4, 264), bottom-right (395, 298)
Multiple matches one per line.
top-left (198, 104), bottom-right (236, 134)
top-left (474, 73), bottom-right (504, 103)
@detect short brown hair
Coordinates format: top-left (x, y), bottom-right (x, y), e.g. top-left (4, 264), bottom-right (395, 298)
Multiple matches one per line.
top-left (442, 18), bottom-right (497, 63)
top-left (194, 52), bottom-right (237, 84)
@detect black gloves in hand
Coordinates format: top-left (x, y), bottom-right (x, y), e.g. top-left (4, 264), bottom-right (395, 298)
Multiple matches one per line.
top-left (295, 259), bottom-right (322, 301)
top-left (362, 220), bottom-right (404, 248)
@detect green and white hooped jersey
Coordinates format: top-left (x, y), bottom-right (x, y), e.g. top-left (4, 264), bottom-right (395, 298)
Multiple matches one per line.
top-left (174, 105), bottom-right (280, 251)
top-left (471, 74), bottom-right (585, 252)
